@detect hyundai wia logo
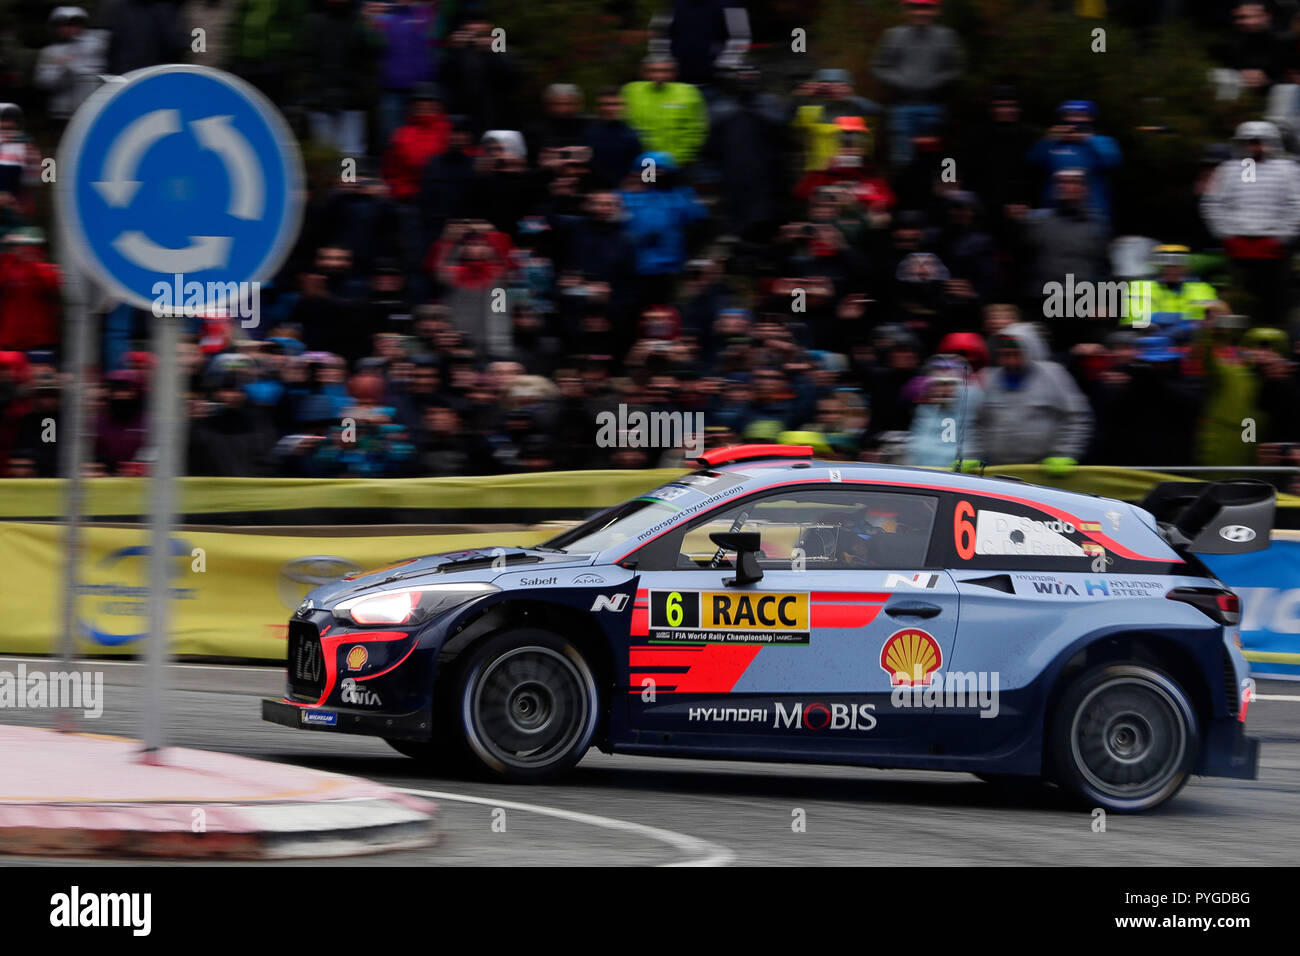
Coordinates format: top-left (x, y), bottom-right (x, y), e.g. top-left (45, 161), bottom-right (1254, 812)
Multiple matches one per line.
top-left (1219, 525), bottom-right (1257, 543)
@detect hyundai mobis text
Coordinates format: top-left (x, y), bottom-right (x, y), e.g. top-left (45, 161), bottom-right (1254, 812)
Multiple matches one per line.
top-left (264, 445), bottom-right (1268, 812)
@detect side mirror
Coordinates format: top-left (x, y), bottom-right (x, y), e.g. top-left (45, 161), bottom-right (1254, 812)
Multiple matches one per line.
top-left (709, 531), bottom-right (764, 587)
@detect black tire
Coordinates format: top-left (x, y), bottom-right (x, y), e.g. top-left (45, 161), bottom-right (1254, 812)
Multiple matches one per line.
top-left (452, 628), bottom-right (599, 782)
top-left (1048, 662), bottom-right (1198, 813)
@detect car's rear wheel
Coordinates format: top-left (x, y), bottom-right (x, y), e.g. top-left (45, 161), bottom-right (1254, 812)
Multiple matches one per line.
top-left (1049, 663), bottom-right (1198, 812)
top-left (454, 628), bottom-right (599, 782)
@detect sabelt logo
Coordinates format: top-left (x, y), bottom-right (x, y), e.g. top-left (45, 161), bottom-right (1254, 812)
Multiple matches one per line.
top-left (773, 701), bottom-right (877, 732)
top-left (702, 592), bottom-right (808, 630)
top-left (880, 629), bottom-right (942, 686)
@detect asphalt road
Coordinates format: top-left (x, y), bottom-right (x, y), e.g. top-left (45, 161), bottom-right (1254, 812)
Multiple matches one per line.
top-left (1, 661), bottom-right (1297, 866)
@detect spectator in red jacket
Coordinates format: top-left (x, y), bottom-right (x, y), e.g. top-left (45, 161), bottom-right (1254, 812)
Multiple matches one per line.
top-left (0, 350), bottom-right (32, 473)
top-left (0, 228), bottom-right (60, 352)
top-left (383, 83), bottom-right (451, 202)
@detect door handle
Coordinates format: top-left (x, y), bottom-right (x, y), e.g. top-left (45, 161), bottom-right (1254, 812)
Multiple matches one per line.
top-left (885, 602), bottom-right (942, 619)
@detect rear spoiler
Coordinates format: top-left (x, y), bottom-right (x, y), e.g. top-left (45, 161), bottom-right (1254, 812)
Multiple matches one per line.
top-left (1139, 480), bottom-right (1275, 555)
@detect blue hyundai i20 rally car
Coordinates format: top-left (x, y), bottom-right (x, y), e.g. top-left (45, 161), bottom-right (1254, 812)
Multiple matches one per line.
top-left (263, 445), bottom-right (1269, 811)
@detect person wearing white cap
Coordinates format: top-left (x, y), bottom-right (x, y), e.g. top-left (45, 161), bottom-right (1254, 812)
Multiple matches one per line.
top-left (33, 7), bottom-right (106, 123)
top-left (1200, 120), bottom-right (1300, 325)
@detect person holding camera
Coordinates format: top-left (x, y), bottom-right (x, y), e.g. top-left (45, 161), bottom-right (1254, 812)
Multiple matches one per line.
top-left (1026, 100), bottom-right (1123, 225)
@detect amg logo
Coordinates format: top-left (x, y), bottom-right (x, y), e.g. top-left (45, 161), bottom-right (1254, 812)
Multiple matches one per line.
top-left (591, 594), bottom-right (630, 612)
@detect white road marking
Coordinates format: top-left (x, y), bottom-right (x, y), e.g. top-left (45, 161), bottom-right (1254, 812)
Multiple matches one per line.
top-left (1255, 694), bottom-right (1300, 702)
top-left (398, 787), bottom-right (734, 867)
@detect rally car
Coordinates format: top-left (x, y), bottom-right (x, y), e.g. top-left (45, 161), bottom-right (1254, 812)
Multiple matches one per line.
top-left (263, 445), bottom-right (1268, 812)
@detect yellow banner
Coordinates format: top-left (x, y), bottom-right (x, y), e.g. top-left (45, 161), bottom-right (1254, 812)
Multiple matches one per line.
top-left (0, 470), bottom-right (688, 519)
top-left (0, 524), bottom-right (548, 660)
top-left (0, 467), bottom-right (1294, 519)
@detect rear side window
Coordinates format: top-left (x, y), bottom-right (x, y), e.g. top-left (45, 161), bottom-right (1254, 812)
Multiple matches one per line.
top-left (942, 493), bottom-right (1182, 574)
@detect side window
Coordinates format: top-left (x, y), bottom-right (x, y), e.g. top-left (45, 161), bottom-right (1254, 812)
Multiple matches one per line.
top-left (667, 487), bottom-right (938, 571)
top-left (947, 494), bottom-right (1100, 569)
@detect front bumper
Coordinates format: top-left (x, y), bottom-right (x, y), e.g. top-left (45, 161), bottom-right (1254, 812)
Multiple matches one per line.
top-left (262, 697), bottom-right (433, 741)
top-left (1196, 717), bottom-right (1260, 780)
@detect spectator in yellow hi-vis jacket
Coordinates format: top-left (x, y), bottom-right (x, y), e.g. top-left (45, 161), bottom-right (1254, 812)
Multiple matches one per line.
top-left (620, 55), bottom-right (709, 167)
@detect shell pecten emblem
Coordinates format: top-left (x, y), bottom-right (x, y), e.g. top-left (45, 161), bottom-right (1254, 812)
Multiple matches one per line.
top-left (880, 629), bottom-right (942, 686)
top-left (346, 645), bottom-right (368, 671)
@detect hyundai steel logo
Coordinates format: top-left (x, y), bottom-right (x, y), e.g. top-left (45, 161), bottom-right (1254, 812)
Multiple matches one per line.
top-left (1219, 525), bottom-right (1256, 543)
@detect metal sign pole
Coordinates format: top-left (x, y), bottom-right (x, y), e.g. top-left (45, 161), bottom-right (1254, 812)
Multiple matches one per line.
top-left (141, 309), bottom-right (185, 759)
top-left (55, 65), bottom-right (303, 758)
top-left (55, 231), bottom-right (93, 734)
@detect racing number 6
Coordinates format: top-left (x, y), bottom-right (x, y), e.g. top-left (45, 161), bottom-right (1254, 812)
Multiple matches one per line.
top-left (666, 591), bottom-right (683, 627)
top-left (954, 500), bottom-right (976, 560)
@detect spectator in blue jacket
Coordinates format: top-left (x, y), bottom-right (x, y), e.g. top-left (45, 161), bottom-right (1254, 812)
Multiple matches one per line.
top-left (1027, 100), bottom-right (1122, 224)
top-left (617, 152), bottom-right (708, 304)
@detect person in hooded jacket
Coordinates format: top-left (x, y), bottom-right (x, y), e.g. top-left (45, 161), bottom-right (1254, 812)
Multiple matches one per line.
top-left (905, 354), bottom-right (981, 467)
top-left (970, 322), bottom-right (1093, 471)
top-left (95, 370), bottom-right (148, 474)
top-left (1200, 120), bottom-right (1300, 326)
top-left (617, 151), bottom-right (708, 305)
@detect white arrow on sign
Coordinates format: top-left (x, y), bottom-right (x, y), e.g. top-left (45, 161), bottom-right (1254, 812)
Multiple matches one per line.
top-left (92, 108), bottom-right (182, 208)
top-left (190, 114), bottom-right (264, 221)
top-left (111, 230), bottom-right (232, 273)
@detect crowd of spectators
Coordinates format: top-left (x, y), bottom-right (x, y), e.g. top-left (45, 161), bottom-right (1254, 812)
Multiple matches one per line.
top-left (3, 0), bottom-right (1300, 484)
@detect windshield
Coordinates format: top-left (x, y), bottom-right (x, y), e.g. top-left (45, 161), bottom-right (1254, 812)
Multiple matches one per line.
top-left (542, 498), bottom-right (680, 555)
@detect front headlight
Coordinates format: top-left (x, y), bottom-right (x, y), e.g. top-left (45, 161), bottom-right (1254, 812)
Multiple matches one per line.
top-left (333, 583), bottom-right (499, 626)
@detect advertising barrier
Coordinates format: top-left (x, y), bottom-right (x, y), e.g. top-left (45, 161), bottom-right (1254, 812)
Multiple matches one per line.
top-left (1204, 531), bottom-right (1300, 680)
top-left (1, 467), bottom-right (1295, 522)
top-left (0, 523), bottom-right (547, 660)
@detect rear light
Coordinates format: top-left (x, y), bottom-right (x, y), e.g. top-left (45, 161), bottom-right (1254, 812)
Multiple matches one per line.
top-left (1167, 586), bottom-right (1240, 626)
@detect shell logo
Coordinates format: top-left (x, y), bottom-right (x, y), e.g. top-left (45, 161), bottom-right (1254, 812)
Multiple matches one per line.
top-left (880, 629), bottom-right (942, 686)
top-left (346, 645), bottom-right (368, 671)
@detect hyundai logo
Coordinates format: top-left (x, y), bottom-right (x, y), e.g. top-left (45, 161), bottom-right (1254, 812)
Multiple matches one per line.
top-left (1219, 525), bottom-right (1256, 543)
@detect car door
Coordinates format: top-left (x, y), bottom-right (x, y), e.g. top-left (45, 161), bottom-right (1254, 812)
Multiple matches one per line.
top-left (623, 484), bottom-right (957, 755)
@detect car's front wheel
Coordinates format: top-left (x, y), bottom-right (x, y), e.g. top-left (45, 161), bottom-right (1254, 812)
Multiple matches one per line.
top-left (453, 628), bottom-right (600, 782)
top-left (1049, 662), bottom-right (1198, 812)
